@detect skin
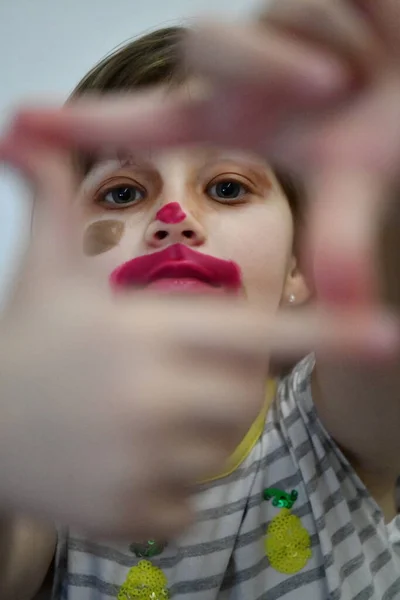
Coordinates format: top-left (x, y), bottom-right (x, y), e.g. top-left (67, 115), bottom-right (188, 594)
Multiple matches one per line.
top-left (156, 202), bottom-right (186, 224)
top-left (0, 516), bottom-right (55, 600)
top-left (77, 145), bottom-right (398, 521)
top-left (4, 4), bottom-right (400, 594)
top-left (83, 219), bottom-right (125, 256)
top-left (76, 147), bottom-right (308, 310)
top-left (0, 144), bottom-right (310, 600)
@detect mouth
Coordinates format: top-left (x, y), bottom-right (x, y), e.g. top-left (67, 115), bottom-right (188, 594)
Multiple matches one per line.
top-left (145, 262), bottom-right (220, 293)
top-left (110, 244), bottom-right (242, 295)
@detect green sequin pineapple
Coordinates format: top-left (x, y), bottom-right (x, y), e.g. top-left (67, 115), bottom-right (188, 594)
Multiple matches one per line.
top-left (118, 560), bottom-right (169, 600)
top-left (263, 487), bottom-right (311, 574)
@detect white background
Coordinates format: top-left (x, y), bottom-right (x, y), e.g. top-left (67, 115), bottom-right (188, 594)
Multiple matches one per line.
top-left (0, 0), bottom-right (260, 303)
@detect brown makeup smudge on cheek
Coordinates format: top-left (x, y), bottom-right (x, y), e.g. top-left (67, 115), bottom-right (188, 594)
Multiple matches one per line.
top-left (83, 220), bottom-right (125, 256)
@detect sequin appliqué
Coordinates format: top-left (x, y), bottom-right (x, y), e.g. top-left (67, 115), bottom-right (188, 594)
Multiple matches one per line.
top-left (118, 560), bottom-right (169, 600)
top-left (263, 487), bottom-right (311, 575)
top-left (264, 508), bottom-right (312, 574)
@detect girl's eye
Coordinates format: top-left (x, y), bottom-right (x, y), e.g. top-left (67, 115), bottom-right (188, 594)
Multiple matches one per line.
top-left (207, 179), bottom-right (249, 203)
top-left (99, 185), bottom-right (146, 207)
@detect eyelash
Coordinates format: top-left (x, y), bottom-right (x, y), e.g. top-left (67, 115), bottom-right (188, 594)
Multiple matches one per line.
top-left (93, 174), bottom-right (255, 209)
top-left (94, 180), bottom-right (147, 209)
top-left (205, 175), bottom-right (253, 204)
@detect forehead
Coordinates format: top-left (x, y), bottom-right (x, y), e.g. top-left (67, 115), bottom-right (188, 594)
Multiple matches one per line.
top-left (81, 145), bottom-right (274, 184)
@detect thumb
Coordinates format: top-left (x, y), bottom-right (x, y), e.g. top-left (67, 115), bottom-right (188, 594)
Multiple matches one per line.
top-left (0, 131), bottom-right (80, 291)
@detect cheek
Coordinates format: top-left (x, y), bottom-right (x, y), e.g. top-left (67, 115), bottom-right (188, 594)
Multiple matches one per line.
top-left (218, 206), bottom-right (293, 307)
top-left (83, 220), bottom-right (125, 256)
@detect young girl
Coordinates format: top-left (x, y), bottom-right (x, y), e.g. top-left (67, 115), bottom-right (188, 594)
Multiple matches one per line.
top-left (2, 10), bottom-right (400, 600)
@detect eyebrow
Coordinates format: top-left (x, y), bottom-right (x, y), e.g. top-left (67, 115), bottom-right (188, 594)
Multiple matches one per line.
top-left (80, 154), bottom-right (100, 178)
top-left (79, 148), bottom-right (272, 190)
top-left (80, 159), bottom-right (121, 191)
top-left (78, 152), bottom-right (156, 194)
top-left (79, 150), bottom-right (154, 179)
top-left (202, 152), bottom-right (273, 184)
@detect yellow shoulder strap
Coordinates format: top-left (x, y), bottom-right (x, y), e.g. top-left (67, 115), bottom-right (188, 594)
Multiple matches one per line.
top-left (202, 380), bottom-right (276, 483)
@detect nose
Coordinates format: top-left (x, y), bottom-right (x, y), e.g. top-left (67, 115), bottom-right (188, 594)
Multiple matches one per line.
top-left (145, 202), bottom-right (206, 248)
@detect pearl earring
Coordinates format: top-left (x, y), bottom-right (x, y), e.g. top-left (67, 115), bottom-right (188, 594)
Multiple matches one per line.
top-left (289, 294), bottom-right (296, 304)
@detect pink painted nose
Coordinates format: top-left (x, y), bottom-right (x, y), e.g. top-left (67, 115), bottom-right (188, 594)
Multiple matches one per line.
top-left (156, 202), bottom-right (186, 224)
top-left (145, 201), bottom-right (206, 248)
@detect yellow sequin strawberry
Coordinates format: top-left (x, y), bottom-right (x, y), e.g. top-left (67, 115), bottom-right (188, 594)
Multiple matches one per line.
top-left (118, 560), bottom-right (169, 600)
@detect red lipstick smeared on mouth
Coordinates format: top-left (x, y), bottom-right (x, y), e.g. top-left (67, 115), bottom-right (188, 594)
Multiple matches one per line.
top-left (109, 244), bottom-right (242, 295)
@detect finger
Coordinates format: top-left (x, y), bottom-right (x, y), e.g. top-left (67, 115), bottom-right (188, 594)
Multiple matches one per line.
top-left (267, 308), bottom-right (399, 362)
top-left (264, 0), bottom-right (383, 80)
top-left (274, 73), bottom-right (400, 180)
top-left (351, 0), bottom-right (400, 60)
top-left (180, 21), bottom-right (353, 152)
top-left (0, 132), bottom-right (80, 281)
top-left (8, 92), bottom-right (334, 169)
top-left (306, 167), bottom-right (384, 309)
top-left (298, 77), bottom-right (400, 308)
top-left (10, 90), bottom-right (208, 152)
top-left (157, 297), bottom-right (400, 361)
top-left (184, 20), bottom-right (351, 99)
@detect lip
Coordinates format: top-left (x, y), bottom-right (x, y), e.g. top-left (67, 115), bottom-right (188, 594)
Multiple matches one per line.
top-left (110, 244), bottom-right (242, 293)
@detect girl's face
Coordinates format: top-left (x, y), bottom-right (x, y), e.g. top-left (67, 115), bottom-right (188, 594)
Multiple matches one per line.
top-left (73, 146), bottom-right (307, 313)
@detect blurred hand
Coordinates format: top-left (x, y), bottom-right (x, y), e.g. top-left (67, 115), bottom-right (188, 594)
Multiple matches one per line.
top-left (0, 137), bottom-right (383, 539)
top-left (0, 0), bottom-right (399, 538)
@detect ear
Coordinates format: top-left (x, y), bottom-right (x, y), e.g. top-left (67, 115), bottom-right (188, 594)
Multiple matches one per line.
top-left (281, 255), bottom-right (310, 307)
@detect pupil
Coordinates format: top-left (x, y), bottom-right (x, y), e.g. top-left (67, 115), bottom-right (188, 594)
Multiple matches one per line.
top-left (113, 187), bottom-right (134, 204)
top-left (217, 181), bottom-right (239, 198)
